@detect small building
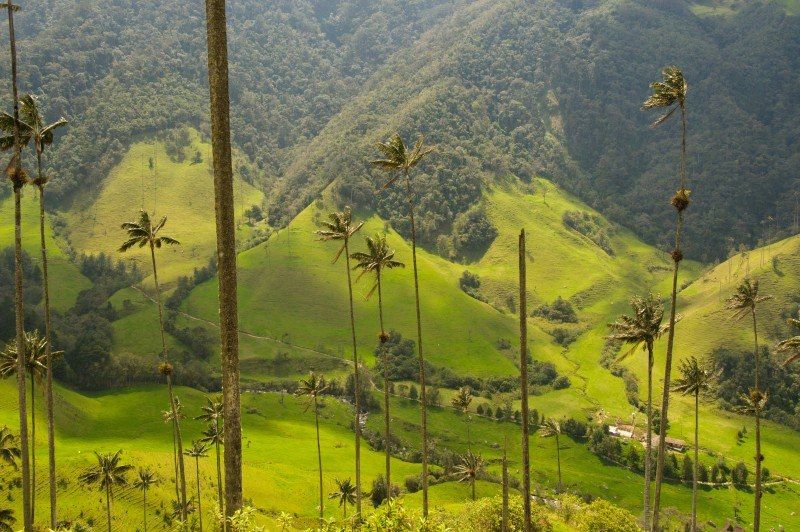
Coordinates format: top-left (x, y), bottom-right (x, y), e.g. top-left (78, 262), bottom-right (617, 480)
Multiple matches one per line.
top-left (651, 434), bottom-right (687, 453)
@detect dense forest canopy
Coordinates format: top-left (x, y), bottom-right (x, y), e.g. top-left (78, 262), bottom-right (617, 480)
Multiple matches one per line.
top-left (0, 0), bottom-right (798, 260)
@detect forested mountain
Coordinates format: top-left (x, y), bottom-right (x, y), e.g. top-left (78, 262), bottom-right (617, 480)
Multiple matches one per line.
top-left (1, 0), bottom-right (798, 260)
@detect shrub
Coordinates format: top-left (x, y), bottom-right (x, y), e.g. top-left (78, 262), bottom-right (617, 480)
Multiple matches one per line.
top-left (532, 296), bottom-right (578, 323)
top-left (404, 475), bottom-right (421, 493)
top-left (458, 495), bottom-right (552, 531)
top-left (573, 499), bottom-right (638, 531)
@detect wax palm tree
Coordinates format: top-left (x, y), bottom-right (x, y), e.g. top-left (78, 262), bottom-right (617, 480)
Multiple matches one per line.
top-left (133, 468), bottom-right (158, 532)
top-left (0, 427), bottom-right (20, 469)
top-left (351, 233), bottom-right (404, 490)
top-left (643, 66), bottom-right (690, 531)
top-left (607, 293), bottom-right (666, 529)
top-left (79, 450), bottom-right (132, 532)
top-left (329, 478), bottom-right (357, 519)
top-left (371, 133), bottom-right (434, 516)
top-left (204, 0), bottom-right (243, 518)
top-left (1, 93), bottom-right (66, 529)
top-left (297, 372), bottom-right (329, 522)
top-left (1, 5), bottom-right (32, 526)
top-left (451, 386), bottom-right (473, 451)
top-left (0, 508), bottom-right (13, 532)
top-left (518, 229), bottom-right (532, 528)
top-left (540, 418), bottom-right (564, 490)
top-left (196, 396), bottom-right (224, 518)
top-left (119, 210), bottom-right (187, 518)
top-left (777, 314), bottom-right (800, 366)
top-left (726, 278), bottom-right (771, 532)
top-left (163, 395), bottom-right (185, 505)
top-left (672, 356), bottom-right (717, 532)
top-left (454, 451), bottom-right (485, 501)
top-left (316, 206), bottom-right (364, 516)
top-left (185, 441), bottom-right (209, 532)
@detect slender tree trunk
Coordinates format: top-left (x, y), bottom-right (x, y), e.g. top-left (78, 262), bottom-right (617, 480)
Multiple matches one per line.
top-left (518, 229), bottom-right (531, 532)
top-left (149, 244), bottom-right (187, 517)
top-left (343, 238), bottom-right (362, 518)
top-left (645, 344), bottom-right (654, 530)
top-left (214, 422), bottom-right (224, 519)
top-left (555, 433), bottom-right (562, 489)
top-left (752, 309), bottom-right (762, 532)
top-left (7, 4), bottom-right (32, 529)
top-left (105, 484), bottom-right (112, 532)
top-left (471, 476), bottom-right (475, 501)
top-left (37, 171), bottom-right (58, 529)
top-left (314, 397), bottom-right (324, 523)
top-left (204, 1), bottom-right (243, 520)
top-left (652, 104), bottom-right (687, 532)
top-left (29, 375), bottom-right (36, 521)
top-left (502, 436), bottom-right (509, 532)
top-left (691, 392), bottom-right (698, 532)
top-left (171, 419), bottom-right (180, 504)
top-left (143, 487), bottom-right (148, 532)
top-left (196, 456), bottom-right (203, 532)
top-left (377, 272), bottom-right (391, 493)
top-left (404, 169), bottom-right (429, 516)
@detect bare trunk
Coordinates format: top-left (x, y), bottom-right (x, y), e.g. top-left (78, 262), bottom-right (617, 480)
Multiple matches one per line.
top-left (518, 230), bottom-right (531, 532)
top-left (143, 487), bottom-right (148, 532)
top-left (214, 422), bottom-right (224, 518)
top-left (691, 392), bottom-right (698, 532)
top-left (404, 170), bottom-right (428, 516)
top-left (37, 176), bottom-right (57, 528)
top-left (314, 397), bottom-right (324, 523)
top-left (752, 309), bottom-right (762, 532)
top-left (555, 433), bottom-right (562, 489)
top-left (7, 4), bottom-right (32, 529)
top-left (30, 375), bottom-right (36, 521)
top-left (645, 344), bottom-right (654, 529)
top-left (105, 484), bottom-right (112, 532)
top-left (377, 272), bottom-right (391, 492)
top-left (502, 437), bottom-right (509, 532)
top-left (343, 239), bottom-right (362, 518)
top-left (196, 456), bottom-right (203, 532)
top-left (149, 244), bottom-right (187, 517)
top-left (652, 104), bottom-right (687, 532)
top-left (204, 0), bottom-right (243, 520)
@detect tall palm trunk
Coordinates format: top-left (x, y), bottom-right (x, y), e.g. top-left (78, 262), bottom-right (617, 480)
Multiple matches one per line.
top-left (36, 152), bottom-right (58, 528)
top-left (555, 433), bottom-right (562, 489)
top-left (6, 4), bottom-right (32, 529)
top-left (752, 309), bottom-right (762, 532)
top-left (343, 238), bottom-right (362, 518)
top-left (29, 375), bottom-right (36, 521)
top-left (149, 243), bottom-right (187, 518)
top-left (403, 168), bottom-right (429, 516)
top-left (105, 484), bottom-right (112, 532)
top-left (691, 391), bottom-right (699, 532)
top-left (195, 456), bottom-right (203, 532)
top-left (518, 230), bottom-right (531, 531)
top-left (645, 343), bottom-right (654, 529)
top-left (171, 421), bottom-right (180, 503)
top-left (214, 421), bottom-right (224, 519)
top-left (204, 0), bottom-right (243, 519)
top-left (502, 437), bottom-right (509, 532)
top-left (376, 271), bottom-right (391, 491)
top-left (143, 486), bottom-right (148, 532)
top-left (314, 396), bottom-right (324, 522)
top-left (652, 103), bottom-right (687, 532)
top-left (471, 475), bottom-right (476, 501)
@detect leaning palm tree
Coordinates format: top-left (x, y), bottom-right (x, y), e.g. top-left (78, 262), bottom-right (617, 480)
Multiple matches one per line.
top-left (540, 418), bottom-right (564, 490)
top-left (0, 508), bottom-right (14, 532)
top-left (607, 293), bottom-right (666, 529)
top-left (297, 372), bottom-right (329, 522)
top-left (1, 5), bottom-right (32, 527)
top-left (726, 278), bottom-right (771, 532)
top-left (78, 450), bottom-right (132, 532)
top-left (451, 386), bottom-right (473, 450)
top-left (351, 233), bottom-right (404, 489)
top-left (329, 478), bottom-right (357, 519)
top-left (185, 441), bottom-right (209, 532)
top-left (454, 451), bottom-right (485, 501)
top-left (643, 66), bottom-right (690, 531)
top-left (316, 206), bottom-right (364, 517)
top-left (133, 468), bottom-right (158, 532)
top-left (0, 93), bottom-right (66, 529)
top-left (371, 133), bottom-right (434, 516)
top-left (0, 426), bottom-right (21, 469)
top-left (204, 0), bottom-right (243, 519)
top-left (119, 210), bottom-right (187, 517)
top-left (672, 356), bottom-right (717, 532)
top-left (196, 396), bottom-right (224, 518)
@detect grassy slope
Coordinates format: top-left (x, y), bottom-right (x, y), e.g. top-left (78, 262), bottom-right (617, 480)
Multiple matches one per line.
top-left (0, 191), bottom-right (90, 312)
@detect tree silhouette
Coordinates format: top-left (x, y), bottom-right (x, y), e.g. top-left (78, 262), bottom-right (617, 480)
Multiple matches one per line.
top-left (185, 441), bottom-right (209, 532)
top-left (454, 451), bottom-right (485, 501)
top-left (329, 478), bottom-right (357, 519)
top-left (0, 427), bottom-right (20, 469)
top-left (78, 450), bottom-right (132, 532)
top-left (133, 468), bottom-right (158, 532)
top-left (297, 372), bottom-right (329, 523)
top-left (540, 418), bottom-right (564, 490)
top-left (197, 396), bottom-right (225, 519)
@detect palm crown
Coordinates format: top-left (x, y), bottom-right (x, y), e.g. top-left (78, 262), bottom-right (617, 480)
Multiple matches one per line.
top-left (672, 356), bottom-right (717, 396)
top-left (777, 314), bottom-right (800, 366)
top-left (0, 426), bottom-right (21, 470)
top-left (737, 389), bottom-right (768, 416)
top-left (0, 508), bottom-right (15, 532)
top-left (0, 330), bottom-right (62, 382)
top-left (329, 477), bottom-right (357, 508)
top-left (195, 397), bottom-right (224, 424)
top-left (450, 386), bottom-right (472, 414)
top-left (725, 278), bottom-right (772, 320)
top-left (79, 450), bottom-right (133, 491)
top-left (119, 210), bottom-right (180, 253)
top-left (371, 133), bottom-right (434, 188)
top-left (297, 372), bottom-right (328, 401)
top-left (315, 207), bottom-right (363, 263)
top-left (642, 66), bottom-right (687, 127)
top-left (133, 468), bottom-right (158, 491)
top-left (607, 293), bottom-right (666, 360)
top-left (351, 233), bottom-right (404, 299)
top-left (454, 451), bottom-right (484, 483)
top-left (539, 417), bottom-right (562, 438)
top-left (185, 441), bottom-right (209, 459)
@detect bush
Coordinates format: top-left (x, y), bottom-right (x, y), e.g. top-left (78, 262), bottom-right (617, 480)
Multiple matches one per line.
top-left (532, 296), bottom-right (578, 323)
top-left (552, 375), bottom-right (570, 390)
top-left (561, 418), bottom-right (588, 441)
top-left (551, 328), bottom-right (577, 347)
top-left (457, 495), bottom-right (552, 532)
top-left (732, 462), bottom-right (749, 487)
top-left (573, 499), bottom-right (638, 532)
top-left (370, 475), bottom-right (399, 508)
top-left (404, 475), bottom-right (421, 494)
